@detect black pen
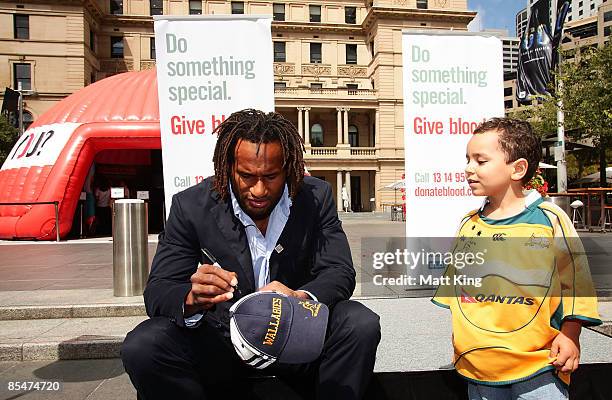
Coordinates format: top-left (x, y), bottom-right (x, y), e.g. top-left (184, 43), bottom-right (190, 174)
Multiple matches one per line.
top-left (201, 248), bottom-right (241, 295)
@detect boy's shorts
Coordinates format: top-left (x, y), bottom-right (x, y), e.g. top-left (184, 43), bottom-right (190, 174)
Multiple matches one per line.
top-left (467, 371), bottom-right (568, 400)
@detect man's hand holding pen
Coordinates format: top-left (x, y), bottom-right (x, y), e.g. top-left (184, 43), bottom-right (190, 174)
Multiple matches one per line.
top-left (184, 264), bottom-right (238, 316)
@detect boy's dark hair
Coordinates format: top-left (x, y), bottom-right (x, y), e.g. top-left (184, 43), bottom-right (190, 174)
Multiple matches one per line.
top-left (212, 109), bottom-right (305, 200)
top-left (473, 118), bottom-right (542, 185)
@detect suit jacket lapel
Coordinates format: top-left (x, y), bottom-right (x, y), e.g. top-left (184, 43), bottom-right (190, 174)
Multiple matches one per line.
top-left (269, 193), bottom-right (305, 282)
top-left (210, 193), bottom-right (256, 293)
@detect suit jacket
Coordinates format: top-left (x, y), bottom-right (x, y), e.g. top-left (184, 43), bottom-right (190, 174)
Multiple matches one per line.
top-left (144, 176), bottom-right (356, 333)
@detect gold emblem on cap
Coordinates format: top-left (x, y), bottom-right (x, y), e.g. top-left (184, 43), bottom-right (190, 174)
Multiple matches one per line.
top-left (299, 300), bottom-right (321, 317)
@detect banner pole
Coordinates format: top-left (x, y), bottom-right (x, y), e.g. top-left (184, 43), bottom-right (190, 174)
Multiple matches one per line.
top-left (552, 2), bottom-right (568, 193)
top-left (556, 85), bottom-right (567, 193)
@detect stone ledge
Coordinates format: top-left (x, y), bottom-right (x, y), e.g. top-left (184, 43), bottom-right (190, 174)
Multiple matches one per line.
top-left (0, 304), bottom-right (146, 321)
top-left (1, 336), bottom-right (124, 361)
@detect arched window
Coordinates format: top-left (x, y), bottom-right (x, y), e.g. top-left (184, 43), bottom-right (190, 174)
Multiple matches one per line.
top-left (348, 125), bottom-right (358, 147)
top-left (311, 123), bottom-right (323, 147)
top-left (23, 110), bottom-right (34, 131)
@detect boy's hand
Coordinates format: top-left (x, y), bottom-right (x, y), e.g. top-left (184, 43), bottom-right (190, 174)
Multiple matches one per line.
top-left (550, 320), bottom-right (582, 373)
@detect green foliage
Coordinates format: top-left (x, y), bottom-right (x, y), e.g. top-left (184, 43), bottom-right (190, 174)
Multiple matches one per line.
top-left (556, 41), bottom-right (612, 144)
top-left (510, 40), bottom-right (612, 185)
top-left (0, 114), bottom-right (19, 166)
top-left (508, 99), bottom-right (558, 139)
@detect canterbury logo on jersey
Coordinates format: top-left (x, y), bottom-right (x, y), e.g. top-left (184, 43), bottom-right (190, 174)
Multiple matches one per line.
top-left (473, 294), bottom-right (535, 305)
top-left (492, 233), bottom-right (506, 241)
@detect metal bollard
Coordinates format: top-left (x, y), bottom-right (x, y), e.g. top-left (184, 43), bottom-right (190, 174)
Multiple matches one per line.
top-left (113, 199), bottom-right (149, 297)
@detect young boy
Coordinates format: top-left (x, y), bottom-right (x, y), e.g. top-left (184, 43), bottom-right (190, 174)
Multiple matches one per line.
top-left (432, 118), bottom-right (602, 400)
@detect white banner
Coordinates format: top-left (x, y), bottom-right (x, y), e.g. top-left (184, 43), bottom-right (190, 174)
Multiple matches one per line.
top-left (154, 15), bottom-right (275, 213)
top-left (402, 32), bottom-right (504, 237)
top-left (1, 123), bottom-right (81, 170)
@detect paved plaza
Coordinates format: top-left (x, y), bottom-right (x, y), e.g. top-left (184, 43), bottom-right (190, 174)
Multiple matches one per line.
top-left (0, 216), bottom-right (610, 399)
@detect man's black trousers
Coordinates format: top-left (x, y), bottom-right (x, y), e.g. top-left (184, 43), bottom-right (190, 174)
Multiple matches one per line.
top-left (121, 300), bottom-right (381, 400)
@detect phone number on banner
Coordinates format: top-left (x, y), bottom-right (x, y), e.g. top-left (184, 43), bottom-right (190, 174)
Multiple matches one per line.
top-left (414, 171), bottom-right (467, 184)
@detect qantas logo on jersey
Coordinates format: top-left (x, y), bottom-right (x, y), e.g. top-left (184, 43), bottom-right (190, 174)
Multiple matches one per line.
top-left (460, 288), bottom-right (478, 303)
top-left (472, 294), bottom-right (535, 305)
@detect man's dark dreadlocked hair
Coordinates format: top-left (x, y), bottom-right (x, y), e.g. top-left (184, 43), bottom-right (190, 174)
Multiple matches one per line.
top-left (212, 109), bottom-right (305, 200)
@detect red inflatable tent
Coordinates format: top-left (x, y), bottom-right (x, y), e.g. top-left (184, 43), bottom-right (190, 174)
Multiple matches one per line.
top-left (0, 70), bottom-right (161, 240)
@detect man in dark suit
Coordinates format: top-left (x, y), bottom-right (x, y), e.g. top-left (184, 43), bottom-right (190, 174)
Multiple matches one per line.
top-left (121, 109), bottom-right (381, 400)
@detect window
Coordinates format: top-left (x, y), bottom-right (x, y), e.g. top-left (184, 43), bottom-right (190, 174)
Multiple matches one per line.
top-left (14, 14), bottom-right (29, 39)
top-left (346, 44), bottom-right (357, 64)
top-left (417, 0), bottom-right (428, 9)
top-left (231, 2), bottom-right (244, 14)
top-left (348, 125), bottom-right (358, 147)
top-left (578, 9), bottom-right (583, 16)
top-left (370, 41), bottom-right (374, 55)
top-left (578, 1), bottom-right (583, 7)
top-left (189, 0), bottom-right (202, 14)
top-left (150, 0), bottom-right (163, 15)
top-left (91, 72), bottom-right (95, 84)
top-left (345, 7), bottom-right (356, 24)
top-left (310, 43), bottom-right (322, 63)
top-left (110, 0), bottom-right (123, 15)
top-left (310, 5), bottom-right (321, 22)
top-left (604, 11), bottom-right (612, 22)
top-left (150, 37), bottom-right (156, 59)
top-left (89, 28), bottom-right (95, 52)
top-left (311, 83), bottom-right (323, 89)
top-left (273, 3), bottom-right (285, 21)
top-left (13, 63), bottom-right (31, 91)
top-left (504, 87), bottom-right (512, 96)
top-left (590, 3), bottom-right (594, 9)
top-left (111, 36), bottom-right (124, 58)
top-left (347, 83), bottom-right (358, 93)
top-left (504, 100), bottom-right (513, 109)
top-left (310, 123), bottom-right (323, 146)
top-left (605, 26), bottom-right (611, 37)
top-left (273, 41), bottom-right (286, 62)
top-left (22, 110), bottom-right (33, 131)
top-left (274, 82), bottom-right (287, 89)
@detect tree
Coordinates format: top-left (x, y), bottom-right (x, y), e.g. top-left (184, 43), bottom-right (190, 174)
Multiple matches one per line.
top-left (0, 114), bottom-right (19, 166)
top-left (511, 39), bottom-right (612, 186)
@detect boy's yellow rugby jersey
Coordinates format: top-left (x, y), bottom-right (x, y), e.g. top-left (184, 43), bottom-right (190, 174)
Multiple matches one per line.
top-left (432, 191), bottom-right (601, 386)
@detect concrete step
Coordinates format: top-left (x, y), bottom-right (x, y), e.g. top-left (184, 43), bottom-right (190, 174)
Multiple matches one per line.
top-left (1, 298), bottom-right (611, 364)
top-left (0, 303), bottom-right (146, 321)
top-left (0, 288), bottom-right (414, 321)
top-left (0, 316), bottom-right (146, 361)
top-left (0, 289), bottom-right (145, 321)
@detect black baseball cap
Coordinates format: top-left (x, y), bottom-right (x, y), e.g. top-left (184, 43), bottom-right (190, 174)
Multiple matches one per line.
top-left (229, 291), bottom-right (329, 369)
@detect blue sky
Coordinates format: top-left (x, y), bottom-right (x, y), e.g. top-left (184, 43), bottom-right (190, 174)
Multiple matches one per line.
top-left (467, 0), bottom-right (527, 36)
